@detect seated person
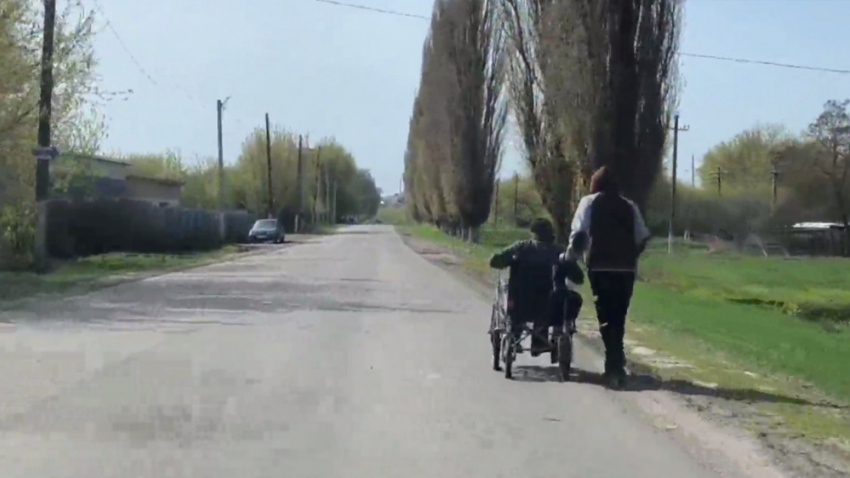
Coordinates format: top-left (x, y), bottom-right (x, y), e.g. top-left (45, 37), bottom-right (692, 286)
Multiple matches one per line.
top-left (549, 232), bottom-right (588, 336)
top-left (488, 218), bottom-right (564, 355)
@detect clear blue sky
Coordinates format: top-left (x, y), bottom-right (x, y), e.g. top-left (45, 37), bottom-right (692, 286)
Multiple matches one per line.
top-left (89, 0), bottom-right (850, 194)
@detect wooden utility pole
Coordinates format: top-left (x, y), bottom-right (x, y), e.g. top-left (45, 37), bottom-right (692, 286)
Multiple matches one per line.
top-left (312, 147), bottom-right (322, 224)
top-left (216, 98), bottom-right (230, 210)
top-left (513, 172), bottom-right (519, 223)
top-left (295, 135), bottom-right (304, 232)
top-left (35, 0), bottom-right (57, 202)
top-left (493, 180), bottom-right (500, 227)
top-left (265, 113), bottom-right (273, 218)
top-left (691, 154), bottom-right (695, 187)
top-left (709, 167), bottom-right (724, 197)
top-left (331, 180), bottom-right (338, 225)
top-left (771, 162), bottom-right (781, 213)
top-left (325, 167), bottom-right (332, 224)
top-left (668, 114), bottom-right (690, 254)
top-left (33, 0), bottom-right (58, 273)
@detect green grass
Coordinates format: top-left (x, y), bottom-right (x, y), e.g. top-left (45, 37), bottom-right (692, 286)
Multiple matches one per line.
top-left (629, 283), bottom-right (850, 401)
top-left (399, 223), bottom-right (850, 405)
top-left (376, 206), bottom-right (414, 226)
top-left (639, 245), bottom-right (850, 324)
top-left (0, 246), bottom-right (242, 307)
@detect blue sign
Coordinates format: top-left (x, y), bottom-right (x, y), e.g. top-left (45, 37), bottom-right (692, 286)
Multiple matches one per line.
top-left (32, 146), bottom-right (60, 161)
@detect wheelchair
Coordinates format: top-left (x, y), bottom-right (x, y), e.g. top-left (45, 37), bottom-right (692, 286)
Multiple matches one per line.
top-left (488, 261), bottom-right (577, 381)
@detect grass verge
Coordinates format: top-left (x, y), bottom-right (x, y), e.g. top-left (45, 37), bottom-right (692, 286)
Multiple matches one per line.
top-left (0, 245), bottom-right (247, 309)
top-left (395, 220), bottom-right (850, 464)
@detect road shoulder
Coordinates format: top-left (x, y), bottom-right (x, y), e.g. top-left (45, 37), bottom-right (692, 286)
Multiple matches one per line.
top-left (0, 235), bottom-right (324, 313)
top-left (395, 227), bottom-right (846, 478)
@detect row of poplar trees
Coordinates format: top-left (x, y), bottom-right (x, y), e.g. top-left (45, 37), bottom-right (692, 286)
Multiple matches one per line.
top-left (403, 0), bottom-right (683, 244)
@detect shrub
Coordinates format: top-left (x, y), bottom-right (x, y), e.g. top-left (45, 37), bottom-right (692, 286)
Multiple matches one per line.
top-left (0, 202), bottom-right (36, 270)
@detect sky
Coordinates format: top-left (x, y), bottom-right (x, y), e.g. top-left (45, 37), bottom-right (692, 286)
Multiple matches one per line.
top-left (85, 0), bottom-right (850, 194)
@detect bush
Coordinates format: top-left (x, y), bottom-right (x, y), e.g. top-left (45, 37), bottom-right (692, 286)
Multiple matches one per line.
top-left (0, 202), bottom-right (36, 270)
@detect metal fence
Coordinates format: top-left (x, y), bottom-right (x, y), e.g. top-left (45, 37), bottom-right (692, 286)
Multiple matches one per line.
top-left (45, 198), bottom-right (257, 258)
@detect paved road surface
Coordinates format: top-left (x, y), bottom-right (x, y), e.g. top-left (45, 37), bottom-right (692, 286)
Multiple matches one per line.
top-left (0, 226), bottom-right (745, 477)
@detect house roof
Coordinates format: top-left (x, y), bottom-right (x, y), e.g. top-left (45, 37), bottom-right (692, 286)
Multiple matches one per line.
top-left (792, 222), bottom-right (845, 230)
top-left (126, 174), bottom-right (185, 187)
top-left (58, 153), bottom-right (132, 166)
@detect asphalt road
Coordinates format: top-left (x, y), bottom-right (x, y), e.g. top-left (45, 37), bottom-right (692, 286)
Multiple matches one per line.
top-left (0, 225), bottom-right (746, 477)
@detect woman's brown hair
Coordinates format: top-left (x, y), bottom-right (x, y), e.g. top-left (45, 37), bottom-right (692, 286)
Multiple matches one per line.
top-left (589, 166), bottom-right (619, 194)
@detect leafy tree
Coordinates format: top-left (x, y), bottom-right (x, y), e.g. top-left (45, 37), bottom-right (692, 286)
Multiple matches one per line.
top-left (552, 0), bottom-right (683, 211)
top-left (1, 0), bottom-right (106, 267)
top-left (805, 99), bottom-right (850, 253)
top-left (698, 124), bottom-right (793, 198)
top-left (431, 0), bottom-right (507, 241)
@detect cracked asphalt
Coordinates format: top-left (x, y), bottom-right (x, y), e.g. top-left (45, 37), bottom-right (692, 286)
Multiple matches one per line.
top-left (0, 225), bottom-right (748, 477)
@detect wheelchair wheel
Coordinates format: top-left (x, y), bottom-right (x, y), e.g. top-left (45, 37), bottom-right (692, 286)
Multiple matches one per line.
top-left (549, 334), bottom-right (559, 364)
top-left (502, 333), bottom-right (515, 379)
top-left (489, 304), bottom-right (503, 371)
top-left (490, 330), bottom-right (502, 371)
top-left (558, 334), bottom-right (573, 382)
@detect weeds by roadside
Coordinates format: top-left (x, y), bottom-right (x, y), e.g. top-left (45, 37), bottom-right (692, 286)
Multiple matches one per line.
top-left (0, 245), bottom-right (246, 309)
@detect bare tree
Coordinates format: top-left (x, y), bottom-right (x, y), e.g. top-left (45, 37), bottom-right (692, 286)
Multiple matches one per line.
top-left (499, 0), bottom-right (576, 243)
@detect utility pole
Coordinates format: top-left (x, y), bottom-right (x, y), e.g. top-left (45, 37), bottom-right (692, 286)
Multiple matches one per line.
top-left (709, 167), bottom-right (724, 197)
top-left (325, 167), bottom-right (332, 225)
top-left (35, 0), bottom-right (56, 202)
top-left (33, 0), bottom-right (58, 273)
top-left (691, 154), bottom-right (695, 187)
top-left (312, 147), bottom-right (322, 225)
top-left (513, 172), bottom-right (519, 224)
top-left (668, 114), bottom-right (690, 254)
top-left (331, 180), bottom-right (338, 225)
top-left (771, 162), bottom-right (781, 213)
top-left (295, 135), bottom-right (304, 232)
top-left (216, 98), bottom-right (230, 210)
top-left (685, 154), bottom-right (696, 242)
top-left (493, 180), bottom-right (500, 227)
top-left (717, 167), bottom-right (723, 197)
top-left (215, 98), bottom-right (229, 243)
top-left (265, 113), bottom-right (273, 219)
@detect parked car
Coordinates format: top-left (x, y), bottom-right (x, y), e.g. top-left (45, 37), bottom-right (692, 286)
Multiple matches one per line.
top-left (248, 219), bottom-right (285, 244)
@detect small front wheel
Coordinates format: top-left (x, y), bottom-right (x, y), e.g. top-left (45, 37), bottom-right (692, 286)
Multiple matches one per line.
top-left (558, 334), bottom-right (573, 382)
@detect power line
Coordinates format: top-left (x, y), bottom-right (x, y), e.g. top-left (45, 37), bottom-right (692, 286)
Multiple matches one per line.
top-left (90, 0), bottom-right (159, 86)
top-left (680, 52), bottom-right (850, 75)
top-left (91, 0), bottom-right (210, 109)
top-left (302, 0), bottom-right (850, 75)
top-left (308, 0), bottom-right (428, 19)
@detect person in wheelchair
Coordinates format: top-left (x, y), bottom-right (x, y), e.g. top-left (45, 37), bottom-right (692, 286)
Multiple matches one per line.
top-left (488, 218), bottom-right (564, 356)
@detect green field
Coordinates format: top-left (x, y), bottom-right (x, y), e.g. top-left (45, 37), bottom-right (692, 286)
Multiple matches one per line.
top-left (382, 209), bottom-right (850, 407)
top-left (0, 246), bottom-right (243, 308)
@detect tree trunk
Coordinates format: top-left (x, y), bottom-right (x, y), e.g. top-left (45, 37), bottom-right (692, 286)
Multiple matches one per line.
top-left (554, 215), bottom-right (569, 246)
top-left (467, 225), bottom-right (481, 244)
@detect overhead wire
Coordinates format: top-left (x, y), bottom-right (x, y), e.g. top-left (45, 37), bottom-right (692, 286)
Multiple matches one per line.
top-left (302, 0), bottom-right (850, 75)
top-left (91, 0), bottom-right (220, 118)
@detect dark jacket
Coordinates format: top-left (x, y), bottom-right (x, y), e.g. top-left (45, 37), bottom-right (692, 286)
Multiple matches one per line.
top-left (489, 239), bottom-right (565, 319)
top-left (568, 192), bottom-right (651, 272)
